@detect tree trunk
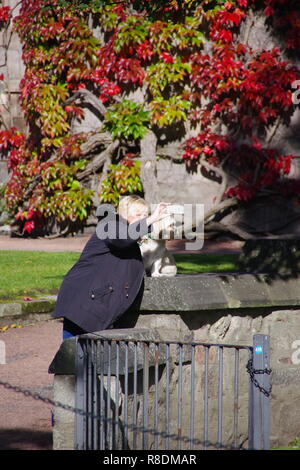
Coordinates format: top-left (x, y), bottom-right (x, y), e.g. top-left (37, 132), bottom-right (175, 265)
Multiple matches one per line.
top-left (140, 130), bottom-right (160, 206)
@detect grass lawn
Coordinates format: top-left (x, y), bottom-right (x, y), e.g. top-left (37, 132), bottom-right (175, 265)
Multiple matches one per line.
top-left (0, 250), bottom-right (80, 300)
top-left (0, 250), bottom-right (239, 301)
top-left (272, 439), bottom-right (300, 450)
top-left (174, 253), bottom-right (238, 274)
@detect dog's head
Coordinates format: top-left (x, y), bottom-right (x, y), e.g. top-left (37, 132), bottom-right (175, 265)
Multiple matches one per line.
top-left (149, 214), bottom-right (177, 241)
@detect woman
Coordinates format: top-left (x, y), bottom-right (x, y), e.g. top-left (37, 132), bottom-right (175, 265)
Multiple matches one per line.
top-left (52, 196), bottom-right (170, 339)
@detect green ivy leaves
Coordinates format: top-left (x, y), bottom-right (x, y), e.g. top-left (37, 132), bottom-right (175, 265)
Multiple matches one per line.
top-left (100, 160), bottom-right (143, 206)
top-left (103, 100), bottom-right (150, 140)
top-left (146, 58), bottom-right (192, 100)
top-left (114, 16), bottom-right (151, 53)
top-left (150, 95), bottom-right (191, 127)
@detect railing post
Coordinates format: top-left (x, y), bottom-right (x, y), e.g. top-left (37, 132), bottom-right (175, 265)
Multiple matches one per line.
top-left (248, 334), bottom-right (271, 450)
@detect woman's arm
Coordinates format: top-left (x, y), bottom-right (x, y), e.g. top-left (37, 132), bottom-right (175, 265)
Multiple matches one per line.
top-left (98, 202), bottom-right (170, 250)
top-left (102, 216), bottom-right (149, 250)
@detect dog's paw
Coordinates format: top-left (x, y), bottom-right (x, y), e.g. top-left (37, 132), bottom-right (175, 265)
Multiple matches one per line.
top-left (151, 271), bottom-right (167, 278)
top-left (151, 269), bottom-right (177, 278)
top-left (161, 266), bottom-right (177, 275)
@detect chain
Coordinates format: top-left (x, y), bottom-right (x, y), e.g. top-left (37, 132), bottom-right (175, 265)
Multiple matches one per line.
top-left (0, 379), bottom-right (87, 414)
top-left (246, 358), bottom-right (272, 397)
top-left (0, 378), bottom-right (243, 450)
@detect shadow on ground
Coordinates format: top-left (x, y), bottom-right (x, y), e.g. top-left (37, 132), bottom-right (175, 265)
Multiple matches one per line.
top-left (238, 239), bottom-right (300, 281)
top-left (0, 429), bottom-right (52, 450)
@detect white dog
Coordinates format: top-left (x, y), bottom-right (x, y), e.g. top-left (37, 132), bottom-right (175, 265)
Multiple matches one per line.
top-left (139, 213), bottom-right (178, 277)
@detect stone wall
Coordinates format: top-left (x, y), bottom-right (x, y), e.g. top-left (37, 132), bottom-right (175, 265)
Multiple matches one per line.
top-left (49, 275), bottom-right (300, 450)
top-left (0, 0), bottom-right (26, 185)
top-left (129, 308), bottom-right (300, 449)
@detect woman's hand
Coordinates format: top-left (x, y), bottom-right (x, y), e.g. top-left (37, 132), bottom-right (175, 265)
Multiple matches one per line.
top-left (146, 202), bottom-right (171, 227)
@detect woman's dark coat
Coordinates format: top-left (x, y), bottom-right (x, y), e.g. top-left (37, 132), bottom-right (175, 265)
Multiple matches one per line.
top-left (52, 215), bottom-right (150, 332)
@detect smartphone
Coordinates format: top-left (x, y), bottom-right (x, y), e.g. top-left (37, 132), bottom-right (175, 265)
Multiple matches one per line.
top-left (167, 204), bottom-right (185, 215)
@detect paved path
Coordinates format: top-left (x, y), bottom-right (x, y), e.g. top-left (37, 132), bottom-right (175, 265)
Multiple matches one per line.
top-left (0, 318), bottom-right (62, 450)
top-left (0, 234), bottom-right (244, 254)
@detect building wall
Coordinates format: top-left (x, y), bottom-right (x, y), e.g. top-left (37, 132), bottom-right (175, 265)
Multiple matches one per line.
top-left (0, 0), bottom-right (26, 184)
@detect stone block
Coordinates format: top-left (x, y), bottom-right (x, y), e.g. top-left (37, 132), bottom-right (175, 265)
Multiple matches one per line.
top-left (52, 375), bottom-right (75, 450)
top-left (7, 49), bottom-right (23, 79)
top-left (0, 302), bottom-right (22, 318)
top-left (0, 297), bottom-right (56, 319)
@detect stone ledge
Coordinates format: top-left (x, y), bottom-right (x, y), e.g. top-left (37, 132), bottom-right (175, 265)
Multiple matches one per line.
top-left (1, 274), bottom-right (300, 320)
top-left (141, 274), bottom-right (300, 311)
top-left (0, 295), bottom-right (56, 319)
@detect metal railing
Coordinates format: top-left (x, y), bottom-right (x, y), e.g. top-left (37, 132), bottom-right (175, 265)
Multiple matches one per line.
top-left (75, 333), bottom-right (271, 450)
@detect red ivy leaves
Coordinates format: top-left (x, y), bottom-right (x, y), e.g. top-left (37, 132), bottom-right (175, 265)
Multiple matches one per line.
top-left (0, 128), bottom-right (25, 151)
top-left (210, 4), bottom-right (247, 44)
top-left (0, 128), bottom-right (26, 169)
top-left (136, 40), bottom-right (153, 61)
top-left (239, 48), bottom-right (300, 132)
top-left (0, 6), bottom-right (11, 24)
top-left (96, 37), bottom-right (145, 86)
top-left (183, 128), bottom-right (297, 203)
top-left (58, 133), bottom-right (87, 160)
top-left (252, 0), bottom-right (300, 52)
top-left (183, 131), bottom-right (232, 164)
top-left (160, 52), bottom-right (174, 64)
top-left (87, 72), bottom-right (121, 102)
top-left (65, 105), bottom-right (85, 119)
top-left (190, 41), bottom-right (300, 136)
top-left (226, 146), bottom-right (295, 202)
top-left (15, 208), bottom-right (44, 234)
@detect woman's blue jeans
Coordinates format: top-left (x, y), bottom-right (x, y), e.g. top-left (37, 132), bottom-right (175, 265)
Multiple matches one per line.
top-left (63, 318), bottom-right (87, 339)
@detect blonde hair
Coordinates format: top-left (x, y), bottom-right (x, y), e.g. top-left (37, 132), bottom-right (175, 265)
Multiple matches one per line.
top-left (118, 195), bottom-right (148, 219)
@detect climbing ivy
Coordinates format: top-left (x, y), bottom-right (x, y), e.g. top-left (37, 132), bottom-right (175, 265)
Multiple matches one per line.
top-left (0, 0), bottom-right (299, 235)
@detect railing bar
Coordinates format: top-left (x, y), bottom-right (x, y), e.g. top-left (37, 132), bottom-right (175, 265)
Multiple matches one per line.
top-left (85, 334), bottom-right (251, 350)
top-left (114, 340), bottom-right (120, 450)
top-left (92, 340), bottom-right (97, 450)
top-left (87, 339), bottom-right (92, 450)
top-left (107, 340), bottom-right (112, 450)
top-left (217, 346), bottom-right (224, 449)
top-left (233, 348), bottom-right (239, 449)
top-left (165, 342), bottom-right (170, 450)
top-left (81, 340), bottom-right (88, 450)
top-left (124, 340), bottom-right (129, 446)
top-left (133, 341), bottom-right (138, 450)
top-left (84, 340), bottom-right (88, 450)
top-left (190, 344), bottom-right (195, 450)
top-left (99, 340), bottom-right (105, 450)
top-left (95, 340), bottom-right (101, 451)
top-left (178, 343), bottom-right (183, 450)
top-left (154, 342), bottom-right (159, 450)
top-left (142, 342), bottom-right (149, 450)
top-left (204, 345), bottom-right (209, 450)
